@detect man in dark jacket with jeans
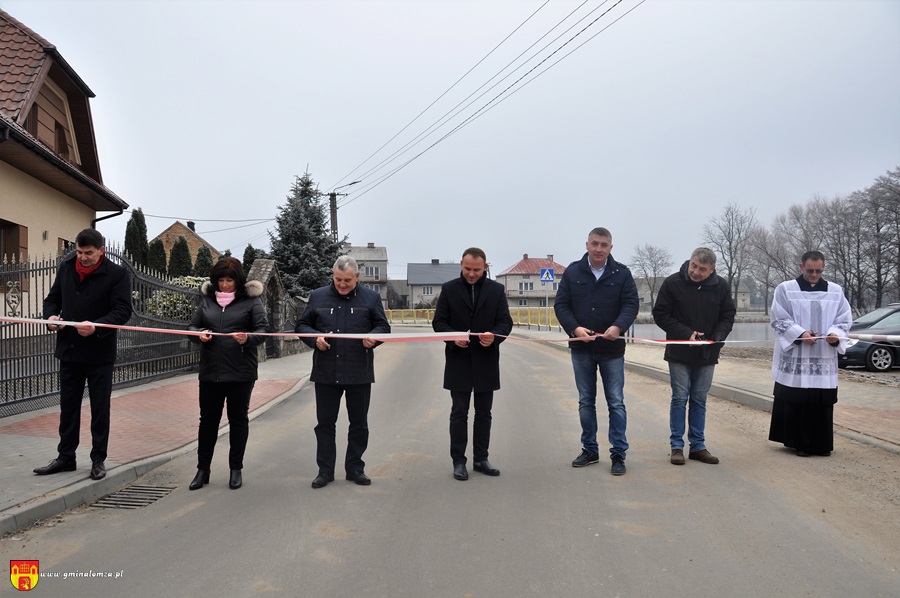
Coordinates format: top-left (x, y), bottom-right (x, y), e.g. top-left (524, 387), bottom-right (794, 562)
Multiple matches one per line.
top-left (296, 256), bottom-right (390, 488)
top-left (555, 227), bottom-right (639, 476)
top-left (432, 247), bottom-right (513, 481)
top-left (652, 247), bottom-right (735, 465)
top-left (36, 228), bottom-right (132, 481)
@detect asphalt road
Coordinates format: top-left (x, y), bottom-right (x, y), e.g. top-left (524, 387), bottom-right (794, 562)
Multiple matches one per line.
top-left (2, 339), bottom-right (898, 597)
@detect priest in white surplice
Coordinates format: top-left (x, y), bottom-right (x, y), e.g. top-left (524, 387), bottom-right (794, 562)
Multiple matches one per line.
top-left (769, 251), bottom-right (852, 456)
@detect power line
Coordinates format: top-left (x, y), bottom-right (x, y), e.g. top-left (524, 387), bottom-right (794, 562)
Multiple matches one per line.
top-left (327, 0), bottom-right (552, 192)
top-left (124, 209), bottom-right (271, 224)
top-left (338, 0), bottom-right (595, 196)
top-left (338, 0), bottom-right (643, 208)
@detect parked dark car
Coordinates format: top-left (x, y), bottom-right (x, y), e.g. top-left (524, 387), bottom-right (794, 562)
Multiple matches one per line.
top-left (839, 303), bottom-right (900, 372)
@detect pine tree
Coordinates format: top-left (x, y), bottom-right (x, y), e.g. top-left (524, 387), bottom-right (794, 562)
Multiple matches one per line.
top-left (148, 238), bottom-right (167, 275)
top-left (242, 243), bottom-right (267, 273)
top-left (269, 172), bottom-right (343, 297)
top-left (193, 245), bottom-right (215, 277)
top-left (124, 208), bottom-right (149, 266)
top-left (168, 236), bottom-right (193, 277)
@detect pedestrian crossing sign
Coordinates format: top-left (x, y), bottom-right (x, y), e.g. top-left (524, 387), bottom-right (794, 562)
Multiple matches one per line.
top-left (540, 268), bottom-right (555, 283)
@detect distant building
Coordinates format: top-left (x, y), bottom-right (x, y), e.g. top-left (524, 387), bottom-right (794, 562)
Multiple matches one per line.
top-left (407, 259), bottom-right (460, 308)
top-left (150, 220), bottom-right (219, 266)
top-left (387, 279), bottom-right (410, 310)
top-left (343, 241), bottom-right (388, 309)
top-left (633, 276), bottom-right (668, 312)
top-left (636, 275), bottom-right (752, 311)
top-left (496, 253), bottom-right (567, 309)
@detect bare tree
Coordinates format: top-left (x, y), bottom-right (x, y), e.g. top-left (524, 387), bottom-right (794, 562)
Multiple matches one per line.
top-left (820, 194), bottom-right (867, 310)
top-left (745, 225), bottom-right (785, 314)
top-left (629, 244), bottom-right (673, 310)
top-left (702, 202), bottom-right (757, 304)
top-left (868, 166), bottom-right (900, 304)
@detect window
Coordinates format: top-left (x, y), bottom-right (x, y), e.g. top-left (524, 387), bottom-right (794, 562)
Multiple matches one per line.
top-left (58, 238), bottom-right (73, 256)
top-left (553, 282), bottom-right (559, 291)
top-left (518, 282), bottom-right (534, 292)
top-left (0, 220), bottom-right (27, 261)
top-left (539, 298), bottom-right (547, 307)
top-left (518, 299), bottom-right (528, 306)
top-left (0, 220), bottom-right (28, 292)
top-left (23, 106), bottom-right (38, 136)
top-left (55, 122), bottom-right (69, 160)
top-left (422, 286), bottom-right (433, 296)
top-left (364, 266), bottom-right (380, 280)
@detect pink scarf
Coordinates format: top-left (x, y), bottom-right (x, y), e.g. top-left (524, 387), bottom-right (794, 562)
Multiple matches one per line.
top-left (215, 291), bottom-right (235, 308)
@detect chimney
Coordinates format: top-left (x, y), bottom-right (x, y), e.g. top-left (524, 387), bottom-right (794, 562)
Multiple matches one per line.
top-left (431, 259), bottom-right (439, 265)
top-left (368, 242), bottom-right (375, 248)
top-left (547, 254), bottom-right (553, 261)
top-left (187, 221), bottom-right (195, 232)
top-left (523, 253), bottom-right (528, 259)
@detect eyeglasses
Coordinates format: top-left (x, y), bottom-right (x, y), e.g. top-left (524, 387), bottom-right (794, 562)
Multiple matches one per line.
top-left (804, 269), bottom-right (823, 274)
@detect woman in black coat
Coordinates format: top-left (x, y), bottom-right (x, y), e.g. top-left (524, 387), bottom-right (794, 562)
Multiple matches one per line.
top-left (187, 258), bottom-right (268, 490)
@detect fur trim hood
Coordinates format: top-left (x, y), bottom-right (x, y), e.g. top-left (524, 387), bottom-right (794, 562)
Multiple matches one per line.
top-left (200, 279), bottom-right (264, 298)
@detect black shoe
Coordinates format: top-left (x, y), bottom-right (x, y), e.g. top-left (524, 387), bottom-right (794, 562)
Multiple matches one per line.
top-left (572, 450), bottom-right (600, 468)
top-left (346, 470), bottom-right (371, 486)
top-left (473, 460), bottom-right (500, 476)
top-left (311, 473), bottom-right (334, 489)
top-left (453, 463), bottom-right (468, 480)
top-left (90, 461), bottom-right (106, 481)
top-left (33, 458), bottom-right (77, 475)
top-left (189, 469), bottom-right (210, 491)
top-left (229, 469), bottom-right (242, 489)
top-left (611, 456), bottom-right (626, 476)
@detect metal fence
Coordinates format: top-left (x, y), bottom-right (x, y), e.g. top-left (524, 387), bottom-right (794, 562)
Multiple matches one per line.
top-left (1, 246), bottom-right (200, 417)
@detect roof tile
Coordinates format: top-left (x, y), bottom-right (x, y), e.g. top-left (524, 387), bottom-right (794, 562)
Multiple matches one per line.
top-left (0, 9), bottom-right (51, 121)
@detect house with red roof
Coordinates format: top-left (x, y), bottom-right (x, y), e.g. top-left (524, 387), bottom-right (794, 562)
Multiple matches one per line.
top-left (0, 8), bottom-right (127, 260)
top-left (496, 253), bottom-right (567, 309)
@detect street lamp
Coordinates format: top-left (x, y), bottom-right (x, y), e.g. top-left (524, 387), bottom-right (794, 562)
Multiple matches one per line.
top-left (328, 181), bottom-right (360, 243)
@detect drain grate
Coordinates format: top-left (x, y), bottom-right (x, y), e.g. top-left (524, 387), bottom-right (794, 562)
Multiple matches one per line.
top-left (92, 485), bottom-right (176, 509)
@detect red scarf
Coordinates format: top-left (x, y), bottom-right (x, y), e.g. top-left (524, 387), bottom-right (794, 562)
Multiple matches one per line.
top-left (75, 255), bottom-right (103, 281)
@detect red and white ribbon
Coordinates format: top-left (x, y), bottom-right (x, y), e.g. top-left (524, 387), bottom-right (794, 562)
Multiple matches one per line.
top-left (0, 316), bottom-right (467, 343)
top-left (3, 316), bottom-right (897, 344)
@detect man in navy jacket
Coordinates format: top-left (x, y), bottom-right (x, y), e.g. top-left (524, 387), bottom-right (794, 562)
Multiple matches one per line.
top-left (36, 228), bottom-right (133, 481)
top-left (432, 247), bottom-right (513, 481)
top-left (555, 227), bottom-right (639, 476)
top-left (296, 255), bottom-right (390, 489)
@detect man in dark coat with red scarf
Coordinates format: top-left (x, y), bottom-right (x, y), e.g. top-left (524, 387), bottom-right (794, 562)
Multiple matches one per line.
top-left (433, 247), bottom-right (513, 481)
top-left (35, 228), bottom-right (133, 481)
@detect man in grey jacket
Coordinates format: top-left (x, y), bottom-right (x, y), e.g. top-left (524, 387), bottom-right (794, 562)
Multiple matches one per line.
top-left (296, 256), bottom-right (390, 488)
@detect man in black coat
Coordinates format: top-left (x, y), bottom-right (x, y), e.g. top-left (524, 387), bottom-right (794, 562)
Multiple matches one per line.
top-left (652, 247), bottom-right (735, 466)
top-left (432, 247), bottom-right (513, 481)
top-left (296, 255), bottom-right (390, 489)
top-left (35, 228), bottom-right (133, 481)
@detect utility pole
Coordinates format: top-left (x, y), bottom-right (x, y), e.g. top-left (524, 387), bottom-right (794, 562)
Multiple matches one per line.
top-left (327, 181), bottom-right (361, 243)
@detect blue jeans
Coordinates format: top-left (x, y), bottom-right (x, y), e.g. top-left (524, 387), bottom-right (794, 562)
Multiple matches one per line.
top-left (668, 362), bottom-right (715, 451)
top-left (570, 351), bottom-right (628, 459)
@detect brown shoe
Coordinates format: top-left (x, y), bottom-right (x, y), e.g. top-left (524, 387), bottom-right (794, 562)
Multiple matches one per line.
top-left (689, 449), bottom-right (719, 464)
top-left (670, 449), bottom-right (685, 465)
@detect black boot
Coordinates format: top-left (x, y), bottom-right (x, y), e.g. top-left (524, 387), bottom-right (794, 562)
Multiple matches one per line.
top-left (229, 469), bottom-right (242, 490)
top-left (189, 469), bottom-right (210, 491)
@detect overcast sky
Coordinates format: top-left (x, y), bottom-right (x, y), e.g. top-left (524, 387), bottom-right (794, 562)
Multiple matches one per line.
top-left (5, 0), bottom-right (899, 278)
